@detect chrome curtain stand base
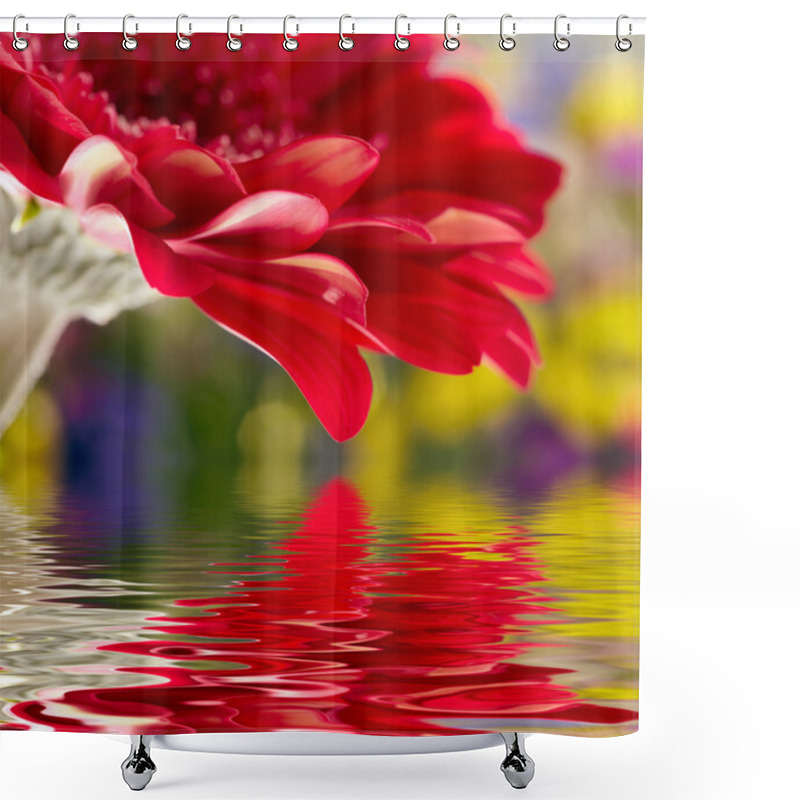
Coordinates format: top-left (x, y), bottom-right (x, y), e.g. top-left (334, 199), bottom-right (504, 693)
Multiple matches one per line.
top-left (120, 732), bottom-right (535, 790)
top-left (500, 732), bottom-right (535, 789)
top-left (121, 735), bottom-right (157, 791)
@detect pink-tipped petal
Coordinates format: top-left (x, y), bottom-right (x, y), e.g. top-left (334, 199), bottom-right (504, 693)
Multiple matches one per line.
top-left (482, 307), bottom-right (541, 388)
top-left (245, 253), bottom-right (368, 324)
top-left (193, 275), bottom-right (373, 441)
top-left (80, 203), bottom-right (136, 252)
top-left (360, 189), bottom-right (535, 235)
top-left (326, 214), bottom-right (434, 244)
top-left (423, 208), bottom-right (527, 247)
top-left (382, 147), bottom-right (559, 237)
top-left (445, 247), bottom-right (554, 297)
top-left (59, 135), bottom-right (175, 229)
top-left (235, 135), bottom-right (379, 212)
top-left (317, 216), bottom-right (434, 255)
top-left (178, 191), bottom-right (329, 260)
top-left (136, 139), bottom-right (246, 227)
top-left (174, 252), bottom-right (368, 325)
top-left (81, 204), bottom-right (216, 297)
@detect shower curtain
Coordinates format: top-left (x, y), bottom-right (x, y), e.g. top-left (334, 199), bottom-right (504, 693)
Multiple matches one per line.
top-left (0, 30), bottom-right (642, 741)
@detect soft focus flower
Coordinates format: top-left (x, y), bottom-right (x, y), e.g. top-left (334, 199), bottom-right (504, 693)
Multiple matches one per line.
top-left (0, 35), bottom-right (561, 441)
top-left (565, 61), bottom-right (643, 182)
top-left (0, 186), bottom-right (157, 433)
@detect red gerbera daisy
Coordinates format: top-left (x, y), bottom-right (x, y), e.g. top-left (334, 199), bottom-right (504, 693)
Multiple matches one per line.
top-left (0, 34), bottom-right (561, 440)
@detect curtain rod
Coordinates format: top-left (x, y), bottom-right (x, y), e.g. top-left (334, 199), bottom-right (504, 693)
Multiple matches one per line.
top-left (1, 16), bottom-right (646, 37)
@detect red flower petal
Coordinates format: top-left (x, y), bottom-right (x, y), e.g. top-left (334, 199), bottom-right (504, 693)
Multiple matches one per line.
top-left (349, 259), bottom-right (517, 375)
top-left (368, 147), bottom-right (560, 237)
top-left (445, 247), bottom-right (554, 297)
top-left (135, 139), bottom-right (246, 228)
top-left (357, 189), bottom-right (536, 235)
top-left (235, 135), bottom-right (379, 212)
top-left (131, 225), bottom-right (217, 297)
top-left (423, 208), bottom-right (527, 247)
top-left (0, 111), bottom-right (61, 201)
top-left (336, 73), bottom-right (563, 230)
top-left (324, 214), bottom-right (434, 246)
top-left (175, 191), bottom-right (329, 261)
top-left (265, 254), bottom-right (368, 324)
top-left (193, 275), bottom-right (373, 441)
top-left (0, 42), bottom-right (89, 176)
top-left (481, 306), bottom-right (541, 389)
top-left (80, 204), bottom-right (216, 297)
top-left (193, 253), bottom-right (368, 325)
top-left (59, 135), bottom-right (175, 229)
top-left (351, 295), bottom-right (481, 374)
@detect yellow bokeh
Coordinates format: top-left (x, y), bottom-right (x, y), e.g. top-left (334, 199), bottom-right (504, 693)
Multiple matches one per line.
top-left (565, 62), bottom-right (644, 144)
top-left (0, 387), bottom-right (62, 509)
top-left (406, 366), bottom-right (519, 441)
top-left (529, 289), bottom-right (641, 442)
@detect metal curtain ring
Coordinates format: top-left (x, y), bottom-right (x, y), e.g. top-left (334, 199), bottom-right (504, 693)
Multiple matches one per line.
top-left (339, 14), bottom-right (354, 50)
top-left (12, 14), bottom-right (28, 51)
top-left (499, 14), bottom-right (515, 50)
top-left (64, 13), bottom-right (79, 50)
top-left (553, 14), bottom-right (570, 51)
top-left (227, 15), bottom-right (242, 51)
top-left (283, 15), bottom-right (298, 51)
top-left (122, 14), bottom-right (138, 50)
top-left (443, 14), bottom-right (460, 51)
top-left (616, 14), bottom-right (632, 51)
top-left (176, 14), bottom-right (191, 50)
top-left (394, 15), bottom-right (410, 50)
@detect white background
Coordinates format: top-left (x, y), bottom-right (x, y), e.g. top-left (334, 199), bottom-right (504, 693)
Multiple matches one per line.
top-left (1, 1), bottom-right (798, 799)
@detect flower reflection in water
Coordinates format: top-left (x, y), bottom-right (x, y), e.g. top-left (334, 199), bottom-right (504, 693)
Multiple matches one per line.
top-left (5, 480), bottom-right (636, 736)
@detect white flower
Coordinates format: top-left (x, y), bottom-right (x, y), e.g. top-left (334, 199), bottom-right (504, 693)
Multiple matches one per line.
top-left (0, 187), bottom-right (159, 435)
